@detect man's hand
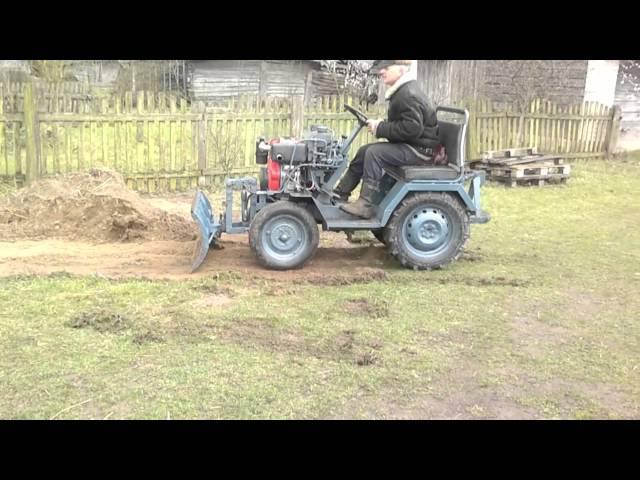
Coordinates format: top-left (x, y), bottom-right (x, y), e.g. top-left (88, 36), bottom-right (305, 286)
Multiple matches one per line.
top-left (367, 119), bottom-right (381, 135)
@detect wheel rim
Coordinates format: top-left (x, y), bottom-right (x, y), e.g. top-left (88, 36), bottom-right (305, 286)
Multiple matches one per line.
top-left (402, 205), bottom-right (451, 258)
top-left (261, 214), bottom-right (308, 262)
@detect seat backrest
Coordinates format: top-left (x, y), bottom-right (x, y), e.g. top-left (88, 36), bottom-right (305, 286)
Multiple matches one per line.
top-left (438, 120), bottom-right (465, 167)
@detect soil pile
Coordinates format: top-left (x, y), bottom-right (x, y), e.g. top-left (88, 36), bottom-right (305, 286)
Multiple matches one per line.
top-left (0, 168), bottom-right (196, 242)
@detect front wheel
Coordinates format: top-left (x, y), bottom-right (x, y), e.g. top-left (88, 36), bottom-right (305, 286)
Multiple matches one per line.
top-left (249, 201), bottom-right (319, 270)
top-left (385, 192), bottom-right (470, 270)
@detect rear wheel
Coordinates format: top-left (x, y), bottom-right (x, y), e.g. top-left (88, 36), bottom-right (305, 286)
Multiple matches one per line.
top-left (249, 201), bottom-right (319, 270)
top-left (385, 192), bottom-right (469, 270)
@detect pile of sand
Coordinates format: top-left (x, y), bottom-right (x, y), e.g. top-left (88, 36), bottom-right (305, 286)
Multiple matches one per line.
top-left (0, 168), bottom-right (197, 242)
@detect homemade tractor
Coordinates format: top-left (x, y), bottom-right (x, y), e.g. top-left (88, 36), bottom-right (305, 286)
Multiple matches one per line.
top-left (190, 105), bottom-right (490, 272)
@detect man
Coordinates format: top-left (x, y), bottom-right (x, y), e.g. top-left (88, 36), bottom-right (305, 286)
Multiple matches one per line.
top-left (335, 60), bottom-right (440, 219)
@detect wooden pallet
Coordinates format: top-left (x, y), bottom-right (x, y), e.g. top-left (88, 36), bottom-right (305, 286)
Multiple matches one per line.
top-left (482, 146), bottom-right (539, 160)
top-left (477, 162), bottom-right (571, 179)
top-left (487, 154), bottom-right (564, 167)
top-left (470, 146), bottom-right (572, 187)
top-left (471, 154), bottom-right (565, 168)
top-left (491, 173), bottom-right (570, 187)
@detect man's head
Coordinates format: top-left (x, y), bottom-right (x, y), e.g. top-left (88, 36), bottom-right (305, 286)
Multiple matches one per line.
top-left (370, 60), bottom-right (412, 86)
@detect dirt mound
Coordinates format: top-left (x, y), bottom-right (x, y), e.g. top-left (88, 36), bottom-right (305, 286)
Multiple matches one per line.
top-left (0, 168), bottom-right (196, 242)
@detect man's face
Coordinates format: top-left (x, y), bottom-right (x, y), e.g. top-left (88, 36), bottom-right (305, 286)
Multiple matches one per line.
top-left (378, 64), bottom-right (405, 86)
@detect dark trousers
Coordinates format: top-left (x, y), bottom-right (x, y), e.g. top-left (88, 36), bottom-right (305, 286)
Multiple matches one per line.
top-left (348, 142), bottom-right (421, 185)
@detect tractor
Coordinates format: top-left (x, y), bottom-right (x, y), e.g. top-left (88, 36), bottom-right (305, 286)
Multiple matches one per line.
top-left (190, 104), bottom-right (490, 272)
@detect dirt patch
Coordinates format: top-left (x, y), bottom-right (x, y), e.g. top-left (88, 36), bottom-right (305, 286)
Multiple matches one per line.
top-left (331, 329), bottom-right (381, 366)
top-left (0, 237), bottom-right (397, 281)
top-left (411, 388), bottom-right (539, 419)
top-left (343, 298), bottom-right (389, 318)
top-left (143, 194), bottom-right (194, 220)
top-left (335, 330), bottom-right (356, 351)
top-left (189, 294), bottom-right (234, 309)
top-left (66, 309), bottom-right (132, 334)
top-left (0, 187), bottom-right (395, 281)
top-left (331, 363), bottom-right (539, 419)
top-left (0, 168), bottom-right (196, 243)
top-left (215, 318), bottom-right (310, 353)
top-left (304, 267), bottom-right (389, 286)
top-left (138, 317), bottom-right (383, 366)
top-left (510, 312), bottom-right (574, 357)
top-left (0, 193), bottom-right (418, 283)
top-left (404, 355), bottom-right (540, 419)
top-left (525, 379), bottom-right (639, 419)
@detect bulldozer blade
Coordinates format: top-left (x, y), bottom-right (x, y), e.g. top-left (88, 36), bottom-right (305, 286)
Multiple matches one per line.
top-left (190, 189), bottom-right (222, 272)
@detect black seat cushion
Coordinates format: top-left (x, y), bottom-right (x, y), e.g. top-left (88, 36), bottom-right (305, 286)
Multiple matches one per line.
top-left (386, 164), bottom-right (461, 181)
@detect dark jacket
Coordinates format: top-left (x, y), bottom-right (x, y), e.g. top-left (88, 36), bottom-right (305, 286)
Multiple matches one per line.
top-left (375, 79), bottom-right (439, 152)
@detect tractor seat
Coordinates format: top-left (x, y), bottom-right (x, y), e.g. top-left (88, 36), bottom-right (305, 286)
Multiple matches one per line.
top-left (384, 120), bottom-right (465, 182)
top-left (385, 163), bottom-right (461, 181)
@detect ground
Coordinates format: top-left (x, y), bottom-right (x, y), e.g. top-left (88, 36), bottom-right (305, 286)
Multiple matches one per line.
top-left (0, 176), bottom-right (412, 281)
top-left (0, 157), bottom-right (639, 419)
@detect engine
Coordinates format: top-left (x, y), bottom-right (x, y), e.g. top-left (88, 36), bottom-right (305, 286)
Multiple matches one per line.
top-left (255, 125), bottom-right (344, 193)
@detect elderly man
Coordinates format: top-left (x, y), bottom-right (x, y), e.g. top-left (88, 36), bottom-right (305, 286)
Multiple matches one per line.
top-left (335, 60), bottom-right (440, 219)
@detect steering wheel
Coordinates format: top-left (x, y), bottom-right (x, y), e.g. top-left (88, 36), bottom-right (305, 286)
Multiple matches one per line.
top-left (344, 104), bottom-right (369, 126)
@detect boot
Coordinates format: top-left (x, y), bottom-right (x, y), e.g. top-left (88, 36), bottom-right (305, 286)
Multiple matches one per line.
top-left (339, 181), bottom-right (379, 219)
top-left (333, 170), bottom-right (361, 202)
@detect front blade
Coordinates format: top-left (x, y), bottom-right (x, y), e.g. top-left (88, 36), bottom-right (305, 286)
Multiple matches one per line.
top-left (190, 189), bottom-right (222, 272)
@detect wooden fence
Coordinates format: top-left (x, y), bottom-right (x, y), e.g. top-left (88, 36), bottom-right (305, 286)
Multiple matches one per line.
top-left (0, 81), bottom-right (620, 192)
top-left (465, 98), bottom-right (621, 160)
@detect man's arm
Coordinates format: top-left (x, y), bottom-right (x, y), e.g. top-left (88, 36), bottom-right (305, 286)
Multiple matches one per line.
top-left (375, 97), bottom-right (424, 143)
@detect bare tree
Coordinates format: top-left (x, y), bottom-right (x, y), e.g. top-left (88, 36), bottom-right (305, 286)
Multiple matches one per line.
top-left (208, 123), bottom-right (244, 178)
top-left (619, 60), bottom-right (640, 92)
top-left (489, 60), bottom-right (584, 146)
top-left (498, 60), bottom-right (581, 113)
top-left (318, 60), bottom-right (377, 104)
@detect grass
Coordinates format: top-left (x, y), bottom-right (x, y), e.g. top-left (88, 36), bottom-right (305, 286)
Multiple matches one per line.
top-left (1, 156), bottom-right (640, 419)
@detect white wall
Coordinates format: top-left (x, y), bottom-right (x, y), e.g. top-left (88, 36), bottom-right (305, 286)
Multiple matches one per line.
top-left (614, 60), bottom-right (640, 152)
top-left (584, 60), bottom-right (620, 106)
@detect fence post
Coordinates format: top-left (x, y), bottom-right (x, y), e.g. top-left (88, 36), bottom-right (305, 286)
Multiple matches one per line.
top-left (606, 105), bottom-right (621, 158)
top-left (24, 81), bottom-right (41, 184)
top-left (197, 101), bottom-right (207, 186)
top-left (291, 95), bottom-right (304, 138)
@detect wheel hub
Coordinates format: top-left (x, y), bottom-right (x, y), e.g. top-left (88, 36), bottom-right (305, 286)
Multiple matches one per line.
top-left (263, 216), bottom-right (305, 259)
top-left (405, 208), bottom-right (449, 253)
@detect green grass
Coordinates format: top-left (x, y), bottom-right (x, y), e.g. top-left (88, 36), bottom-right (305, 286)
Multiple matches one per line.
top-left (1, 156), bottom-right (640, 419)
